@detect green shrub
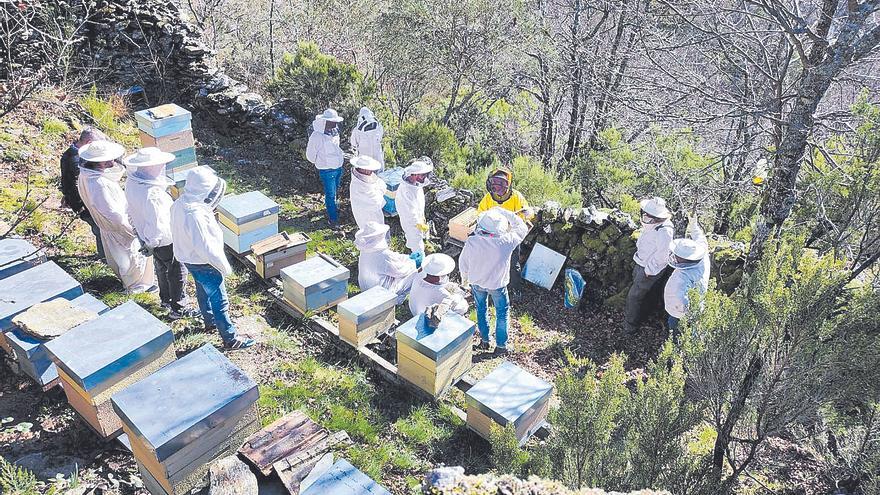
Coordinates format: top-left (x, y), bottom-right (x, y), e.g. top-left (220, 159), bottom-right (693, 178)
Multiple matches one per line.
top-left (41, 118), bottom-right (68, 136)
top-left (0, 457), bottom-right (43, 495)
top-left (267, 42), bottom-right (371, 123)
top-left (78, 87), bottom-right (139, 147)
top-left (393, 405), bottom-right (448, 447)
top-left (391, 120), bottom-right (459, 170)
top-left (489, 423), bottom-right (529, 476)
top-left (451, 155), bottom-right (582, 208)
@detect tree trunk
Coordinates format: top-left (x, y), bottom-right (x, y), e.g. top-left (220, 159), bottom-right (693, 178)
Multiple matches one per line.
top-left (563, 0), bottom-right (582, 162)
top-left (712, 354), bottom-right (763, 484)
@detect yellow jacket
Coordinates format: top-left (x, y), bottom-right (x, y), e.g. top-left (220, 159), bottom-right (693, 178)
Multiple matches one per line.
top-left (477, 190), bottom-right (532, 220)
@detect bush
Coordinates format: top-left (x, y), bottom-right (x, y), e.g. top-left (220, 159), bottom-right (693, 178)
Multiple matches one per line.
top-left (490, 423), bottom-right (530, 477)
top-left (267, 42), bottom-right (371, 123)
top-left (451, 155), bottom-right (582, 208)
top-left (391, 120), bottom-right (459, 170)
top-left (78, 87), bottom-right (139, 147)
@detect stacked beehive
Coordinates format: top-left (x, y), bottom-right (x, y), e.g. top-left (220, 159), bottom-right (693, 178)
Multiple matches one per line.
top-left (464, 361), bottom-right (552, 446)
top-left (216, 191), bottom-right (280, 254)
top-left (281, 254), bottom-right (349, 314)
top-left (448, 207), bottom-right (479, 243)
top-left (395, 313), bottom-right (474, 397)
top-left (4, 294), bottom-right (108, 390)
top-left (376, 167), bottom-right (404, 216)
top-left (252, 231), bottom-right (309, 279)
top-left (134, 104), bottom-right (197, 199)
top-left (167, 165), bottom-right (215, 200)
top-left (0, 238), bottom-right (46, 280)
top-left (300, 458), bottom-right (392, 495)
top-left (0, 261), bottom-right (83, 358)
top-left (111, 345), bottom-right (260, 495)
top-left (44, 301), bottom-right (176, 438)
top-left (337, 286), bottom-right (397, 347)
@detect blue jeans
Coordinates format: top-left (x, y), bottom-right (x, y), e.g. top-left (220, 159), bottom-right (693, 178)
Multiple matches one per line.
top-left (319, 167), bottom-right (343, 223)
top-left (667, 314), bottom-right (680, 331)
top-left (472, 285), bottom-right (510, 348)
top-left (185, 263), bottom-right (237, 343)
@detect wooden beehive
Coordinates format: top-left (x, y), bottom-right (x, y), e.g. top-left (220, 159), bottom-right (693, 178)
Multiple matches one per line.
top-left (217, 192), bottom-right (280, 253)
top-left (395, 312), bottom-right (474, 397)
top-left (252, 231), bottom-right (310, 279)
top-left (0, 238), bottom-right (46, 281)
top-left (465, 361), bottom-right (552, 445)
top-left (337, 286), bottom-right (397, 347)
top-left (111, 345), bottom-right (260, 495)
top-left (281, 254), bottom-right (349, 313)
top-left (139, 128), bottom-right (195, 153)
top-left (135, 104), bottom-right (193, 138)
top-left (44, 301), bottom-right (176, 438)
top-left (448, 207), bottom-right (479, 242)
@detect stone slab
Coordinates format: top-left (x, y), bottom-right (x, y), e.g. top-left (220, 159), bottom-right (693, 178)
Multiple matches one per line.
top-left (0, 261), bottom-right (83, 332)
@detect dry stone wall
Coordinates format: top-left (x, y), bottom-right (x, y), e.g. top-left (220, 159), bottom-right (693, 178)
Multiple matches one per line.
top-left (422, 467), bottom-right (670, 495)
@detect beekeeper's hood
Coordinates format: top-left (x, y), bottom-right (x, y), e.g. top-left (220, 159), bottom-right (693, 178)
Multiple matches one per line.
top-left (487, 167), bottom-right (513, 203)
top-left (182, 166), bottom-right (226, 209)
top-left (354, 222), bottom-right (390, 252)
top-left (668, 238), bottom-right (707, 269)
top-left (476, 209), bottom-right (509, 236)
top-left (358, 107), bottom-right (377, 124)
top-left (403, 158), bottom-right (434, 179)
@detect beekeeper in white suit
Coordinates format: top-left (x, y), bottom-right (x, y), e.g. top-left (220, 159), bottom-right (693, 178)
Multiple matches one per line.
top-left (664, 216), bottom-right (711, 333)
top-left (395, 158), bottom-right (433, 267)
top-left (171, 166), bottom-right (254, 350)
top-left (306, 108), bottom-right (345, 227)
top-left (624, 196), bottom-right (675, 333)
top-left (350, 107), bottom-right (384, 170)
top-left (348, 155), bottom-right (386, 230)
top-left (77, 140), bottom-right (155, 293)
top-left (354, 221), bottom-right (418, 303)
top-left (408, 253), bottom-right (469, 316)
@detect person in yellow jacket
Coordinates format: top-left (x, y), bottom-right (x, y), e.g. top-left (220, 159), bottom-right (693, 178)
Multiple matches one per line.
top-left (476, 167), bottom-right (534, 299)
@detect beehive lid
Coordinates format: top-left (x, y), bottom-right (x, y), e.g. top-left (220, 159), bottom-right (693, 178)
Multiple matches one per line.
top-left (449, 207), bottom-right (479, 226)
top-left (217, 191), bottom-right (280, 225)
top-left (395, 312), bottom-right (474, 361)
top-left (465, 361), bottom-right (553, 427)
top-left (0, 238), bottom-right (42, 272)
top-left (68, 293), bottom-right (110, 315)
top-left (0, 262), bottom-right (83, 331)
top-left (44, 301), bottom-right (173, 395)
top-left (111, 344), bottom-right (259, 462)
top-left (300, 459), bottom-right (391, 495)
top-left (135, 104), bottom-right (191, 124)
top-left (252, 232), bottom-right (310, 257)
top-left (522, 243), bottom-right (567, 290)
top-left (377, 168), bottom-right (404, 190)
top-left (280, 255), bottom-right (349, 292)
top-left (337, 286), bottom-right (397, 323)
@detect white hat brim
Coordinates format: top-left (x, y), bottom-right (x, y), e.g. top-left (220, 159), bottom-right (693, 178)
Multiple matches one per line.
top-left (350, 155), bottom-right (382, 171)
top-left (317, 114), bottom-right (344, 122)
top-left (423, 254), bottom-right (455, 276)
top-left (639, 198), bottom-right (672, 218)
top-left (78, 142), bottom-right (126, 162)
top-left (122, 151), bottom-right (176, 167)
top-left (670, 239), bottom-right (706, 261)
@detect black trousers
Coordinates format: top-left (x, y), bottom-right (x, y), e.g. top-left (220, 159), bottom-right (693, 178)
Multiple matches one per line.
top-left (509, 244), bottom-right (523, 291)
top-left (153, 244), bottom-right (188, 310)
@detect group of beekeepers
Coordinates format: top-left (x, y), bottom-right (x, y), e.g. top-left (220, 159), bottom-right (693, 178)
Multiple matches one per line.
top-left (309, 106), bottom-right (712, 349)
top-left (60, 128), bottom-right (255, 349)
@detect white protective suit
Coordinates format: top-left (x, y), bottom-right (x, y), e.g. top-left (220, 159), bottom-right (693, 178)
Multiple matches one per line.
top-left (77, 165), bottom-right (155, 291)
top-left (355, 224), bottom-right (418, 303)
top-left (633, 218), bottom-right (674, 276)
top-left (396, 177), bottom-right (427, 253)
top-left (459, 208), bottom-right (529, 291)
top-left (305, 118), bottom-right (344, 170)
top-left (408, 276), bottom-right (469, 316)
top-left (170, 168), bottom-right (233, 276)
top-left (664, 222), bottom-right (711, 319)
top-left (350, 107), bottom-right (385, 168)
top-left (349, 170), bottom-right (386, 230)
top-left (125, 170), bottom-right (173, 249)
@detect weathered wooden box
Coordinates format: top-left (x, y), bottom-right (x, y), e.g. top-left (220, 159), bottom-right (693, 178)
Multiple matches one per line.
top-left (139, 128), bottom-right (195, 153)
top-left (252, 231), bottom-right (310, 279)
top-left (111, 345), bottom-right (260, 495)
top-left (465, 361), bottom-right (552, 445)
top-left (0, 261), bottom-right (83, 334)
top-left (377, 167), bottom-right (404, 216)
top-left (300, 458), bottom-right (392, 495)
top-left (4, 294), bottom-right (108, 390)
top-left (395, 312), bottom-right (474, 397)
top-left (448, 207), bottom-right (479, 242)
top-left (281, 255), bottom-right (349, 313)
top-left (0, 238), bottom-right (46, 280)
top-left (135, 104), bottom-right (193, 138)
top-left (44, 301), bottom-right (176, 438)
top-left (220, 221), bottom-right (278, 254)
top-left (337, 286), bottom-right (397, 347)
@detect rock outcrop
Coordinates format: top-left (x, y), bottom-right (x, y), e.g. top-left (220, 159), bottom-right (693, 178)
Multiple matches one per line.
top-left (422, 467), bottom-right (670, 495)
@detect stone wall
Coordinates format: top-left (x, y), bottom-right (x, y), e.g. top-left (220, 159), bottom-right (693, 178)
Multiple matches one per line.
top-left (422, 467), bottom-right (670, 495)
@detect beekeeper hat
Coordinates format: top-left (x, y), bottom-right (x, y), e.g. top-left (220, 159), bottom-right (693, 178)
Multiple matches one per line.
top-left (78, 140), bottom-right (125, 162)
top-left (185, 166), bottom-right (226, 208)
top-left (316, 108), bottom-right (344, 122)
top-left (403, 159), bottom-right (434, 178)
top-left (122, 147), bottom-right (175, 167)
top-left (476, 209), bottom-right (509, 235)
top-left (422, 253), bottom-right (455, 277)
top-left (350, 155), bottom-right (382, 171)
top-left (354, 222), bottom-right (390, 250)
top-left (639, 197), bottom-right (672, 219)
top-left (670, 238), bottom-right (707, 261)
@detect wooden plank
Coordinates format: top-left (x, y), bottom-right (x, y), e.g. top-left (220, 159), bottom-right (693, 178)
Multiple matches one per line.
top-left (239, 411), bottom-right (328, 476)
top-left (276, 453), bottom-right (330, 495)
top-left (208, 456), bottom-right (258, 495)
top-left (273, 431), bottom-right (349, 494)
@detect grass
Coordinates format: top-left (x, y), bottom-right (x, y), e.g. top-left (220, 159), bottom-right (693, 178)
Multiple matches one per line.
top-left (78, 87), bottom-right (139, 147)
top-left (41, 118), bottom-right (68, 136)
top-left (393, 405), bottom-right (449, 447)
top-left (304, 229), bottom-right (358, 266)
top-left (264, 326), bottom-right (299, 353)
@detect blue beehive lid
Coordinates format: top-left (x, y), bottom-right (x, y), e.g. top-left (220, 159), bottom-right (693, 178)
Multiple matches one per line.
top-left (300, 459), bottom-right (391, 495)
top-left (465, 361), bottom-right (553, 427)
top-left (0, 238), bottom-right (45, 280)
top-left (280, 255), bottom-right (349, 295)
top-left (377, 168), bottom-right (404, 191)
top-left (0, 262), bottom-right (83, 332)
top-left (337, 286), bottom-right (397, 324)
top-left (134, 104), bottom-right (192, 131)
top-left (395, 312), bottom-right (474, 362)
top-left (217, 191), bottom-right (280, 226)
top-left (44, 301), bottom-right (173, 395)
top-left (110, 344), bottom-right (259, 462)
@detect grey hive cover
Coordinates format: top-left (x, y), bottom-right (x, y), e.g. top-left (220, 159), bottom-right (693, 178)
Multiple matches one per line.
top-left (395, 312), bottom-right (475, 361)
top-left (281, 255), bottom-right (348, 293)
top-left (465, 361), bottom-right (553, 426)
top-left (300, 459), bottom-right (391, 495)
top-left (0, 238), bottom-right (44, 280)
top-left (337, 286), bottom-right (396, 323)
top-left (217, 191), bottom-right (280, 225)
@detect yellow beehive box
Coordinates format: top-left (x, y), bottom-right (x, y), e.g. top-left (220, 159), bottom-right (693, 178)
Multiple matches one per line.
top-left (337, 286), bottom-right (397, 347)
top-left (395, 312), bottom-right (474, 397)
top-left (448, 207), bottom-right (479, 242)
